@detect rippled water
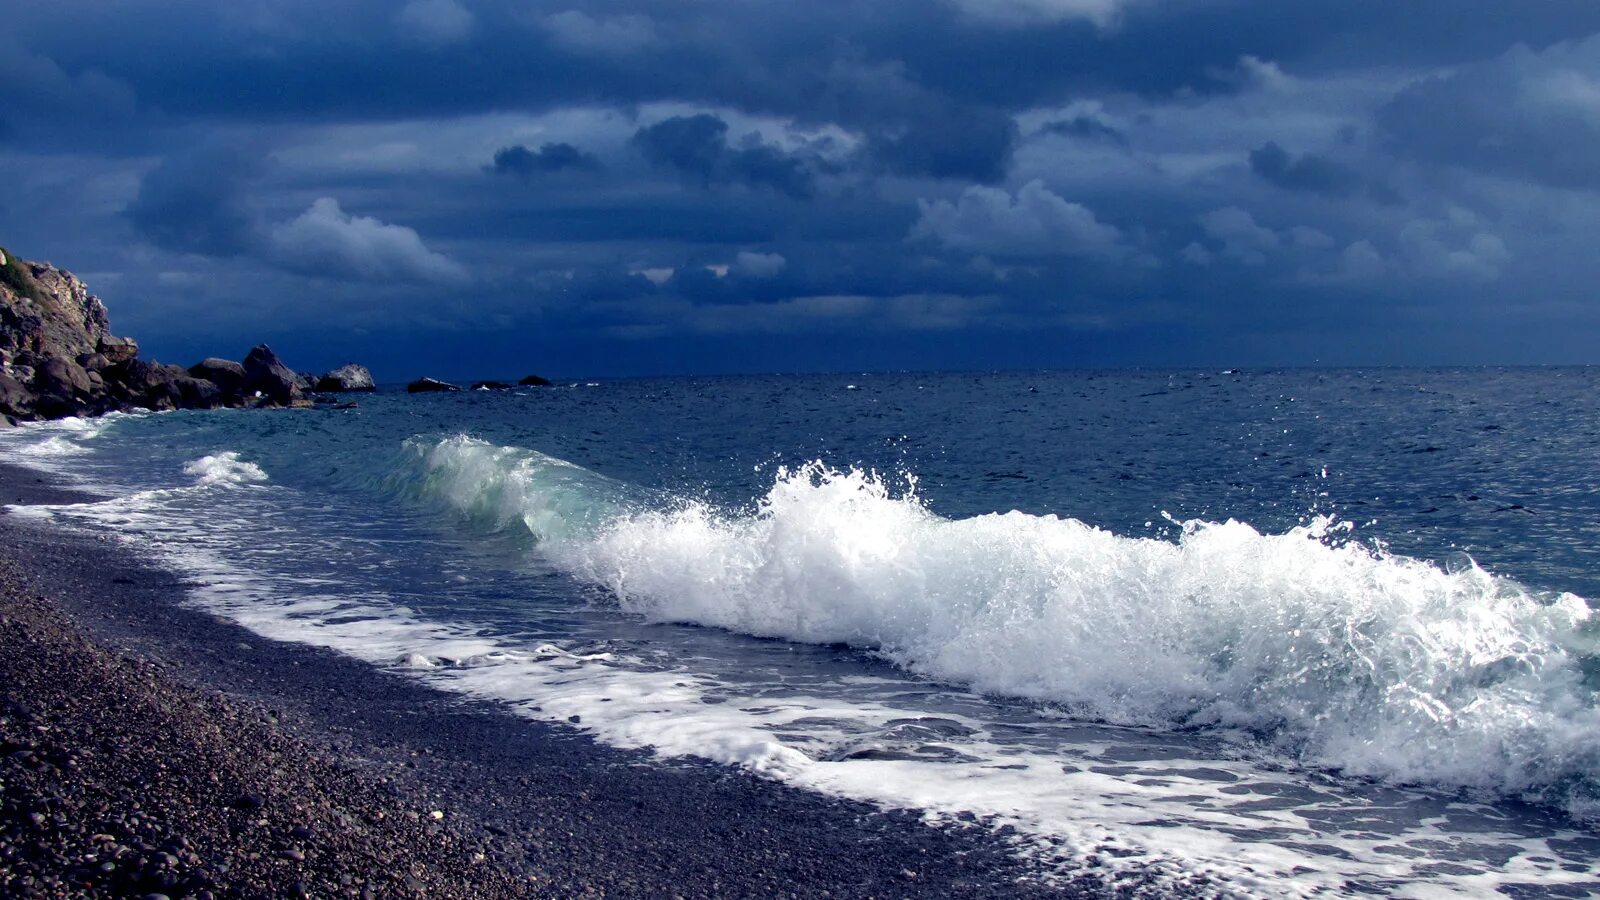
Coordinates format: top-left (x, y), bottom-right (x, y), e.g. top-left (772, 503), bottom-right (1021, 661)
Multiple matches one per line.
top-left (4, 368), bottom-right (1600, 896)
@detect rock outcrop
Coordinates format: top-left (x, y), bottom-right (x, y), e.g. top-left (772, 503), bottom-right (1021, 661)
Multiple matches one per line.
top-left (242, 344), bottom-right (309, 408)
top-left (317, 364), bottom-right (375, 393)
top-left (189, 358), bottom-right (247, 397)
top-left (518, 374), bottom-right (553, 386)
top-left (407, 377), bottom-right (460, 393)
top-left (0, 245), bottom-right (367, 422)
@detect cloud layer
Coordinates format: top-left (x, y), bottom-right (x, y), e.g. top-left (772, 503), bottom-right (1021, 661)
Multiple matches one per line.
top-left (4, 1), bottom-right (1600, 376)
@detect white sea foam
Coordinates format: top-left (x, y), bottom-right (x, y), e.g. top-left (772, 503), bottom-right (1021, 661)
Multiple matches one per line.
top-left (0, 415), bottom-right (111, 458)
top-left (183, 452), bottom-right (269, 486)
top-left (10, 435), bottom-right (1600, 895)
top-left (407, 436), bottom-right (1600, 814)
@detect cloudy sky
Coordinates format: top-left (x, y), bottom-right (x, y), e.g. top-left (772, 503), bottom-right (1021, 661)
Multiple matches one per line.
top-left (5, 1), bottom-right (1600, 378)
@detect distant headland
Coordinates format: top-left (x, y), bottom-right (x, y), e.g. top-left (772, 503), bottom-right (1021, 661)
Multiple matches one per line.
top-left (0, 245), bottom-right (549, 425)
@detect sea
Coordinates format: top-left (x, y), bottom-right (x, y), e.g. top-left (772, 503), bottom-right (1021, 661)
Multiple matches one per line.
top-left (4, 368), bottom-right (1600, 897)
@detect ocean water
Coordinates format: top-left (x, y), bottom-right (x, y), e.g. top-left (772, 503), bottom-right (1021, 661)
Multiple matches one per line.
top-left (5, 368), bottom-right (1600, 896)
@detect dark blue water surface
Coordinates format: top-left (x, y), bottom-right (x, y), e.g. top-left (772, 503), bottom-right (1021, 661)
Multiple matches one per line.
top-left (227, 367), bottom-right (1600, 595)
top-left (7, 367), bottom-right (1600, 896)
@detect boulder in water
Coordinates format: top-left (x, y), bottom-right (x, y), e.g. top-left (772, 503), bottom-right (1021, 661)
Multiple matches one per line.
top-left (470, 380), bottom-right (513, 391)
top-left (242, 344), bottom-right (305, 407)
top-left (518, 374), bottom-right (553, 386)
top-left (103, 359), bottom-right (222, 411)
top-left (407, 377), bottom-right (460, 393)
top-left (189, 358), bottom-right (247, 399)
top-left (317, 363), bottom-right (375, 392)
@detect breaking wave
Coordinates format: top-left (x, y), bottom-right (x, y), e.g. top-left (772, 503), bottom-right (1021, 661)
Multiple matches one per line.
top-left (401, 435), bottom-right (1600, 813)
top-left (184, 452), bottom-right (269, 486)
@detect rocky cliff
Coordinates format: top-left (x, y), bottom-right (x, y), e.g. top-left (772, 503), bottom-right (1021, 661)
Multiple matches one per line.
top-left (0, 246), bottom-right (368, 424)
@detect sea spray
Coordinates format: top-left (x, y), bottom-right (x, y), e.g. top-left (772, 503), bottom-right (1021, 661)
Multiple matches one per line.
top-left (404, 435), bottom-right (1600, 813)
top-left (184, 451), bottom-right (269, 486)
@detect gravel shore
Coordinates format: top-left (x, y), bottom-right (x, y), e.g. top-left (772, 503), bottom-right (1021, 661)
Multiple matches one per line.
top-left (0, 463), bottom-right (1101, 898)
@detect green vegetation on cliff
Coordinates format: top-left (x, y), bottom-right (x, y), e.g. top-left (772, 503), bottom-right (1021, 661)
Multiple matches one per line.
top-left (0, 247), bottom-right (48, 306)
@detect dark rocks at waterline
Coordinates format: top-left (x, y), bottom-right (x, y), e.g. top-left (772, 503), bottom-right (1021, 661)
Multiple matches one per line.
top-left (470, 380), bottom-right (514, 391)
top-left (188, 358), bottom-right (246, 397)
top-left (36, 356), bottom-right (94, 398)
top-left (0, 373), bottom-right (31, 418)
top-left (316, 363), bottom-right (375, 393)
top-left (518, 374), bottom-right (553, 386)
top-left (407, 377), bottom-right (460, 393)
top-left (103, 360), bottom-right (225, 413)
top-left (243, 344), bottom-right (308, 408)
top-left (0, 245), bottom-right (370, 421)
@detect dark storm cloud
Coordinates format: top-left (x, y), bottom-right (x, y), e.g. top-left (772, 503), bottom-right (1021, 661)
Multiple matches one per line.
top-left (1040, 115), bottom-right (1129, 148)
top-left (490, 143), bottom-right (601, 177)
top-left (1248, 142), bottom-right (1357, 197)
top-left (866, 106), bottom-right (1018, 183)
top-left (124, 148), bottom-right (261, 257)
top-left (124, 147), bottom-right (465, 285)
top-left (0, 32), bottom-right (139, 152)
top-left (6, 0), bottom-right (1600, 373)
top-left (1248, 142), bottom-right (1362, 198)
top-left (10, 1), bottom-right (1600, 129)
top-left (631, 115), bottom-right (817, 199)
top-left (1377, 34), bottom-right (1600, 189)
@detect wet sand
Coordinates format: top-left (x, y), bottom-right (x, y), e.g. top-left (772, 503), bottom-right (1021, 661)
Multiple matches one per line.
top-left (0, 462), bottom-right (1113, 898)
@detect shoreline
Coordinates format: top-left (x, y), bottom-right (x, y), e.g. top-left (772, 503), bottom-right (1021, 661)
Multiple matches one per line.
top-left (0, 461), bottom-right (1098, 898)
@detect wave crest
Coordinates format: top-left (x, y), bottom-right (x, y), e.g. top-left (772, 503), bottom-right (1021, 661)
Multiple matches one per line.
top-left (184, 452), bottom-right (269, 486)
top-left (401, 435), bottom-right (1600, 812)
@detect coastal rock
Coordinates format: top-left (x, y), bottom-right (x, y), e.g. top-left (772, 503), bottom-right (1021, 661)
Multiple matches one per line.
top-left (242, 345), bottom-right (304, 407)
top-left (105, 359), bottom-right (163, 402)
top-left (0, 372), bottom-right (35, 418)
top-left (317, 364), bottom-right (375, 393)
top-left (0, 245), bottom-right (320, 420)
top-left (99, 360), bottom-right (220, 412)
top-left (0, 249), bottom-right (123, 361)
top-left (35, 357), bottom-right (95, 399)
top-left (96, 335), bottom-right (138, 365)
top-left (189, 358), bottom-right (247, 398)
top-left (407, 377), bottom-right (460, 393)
top-left (106, 360), bottom-right (174, 410)
top-left (31, 358), bottom-right (101, 419)
top-left (518, 374), bottom-right (553, 386)
top-left (470, 380), bottom-right (513, 391)
top-left (170, 368), bottom-right (224, 409)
